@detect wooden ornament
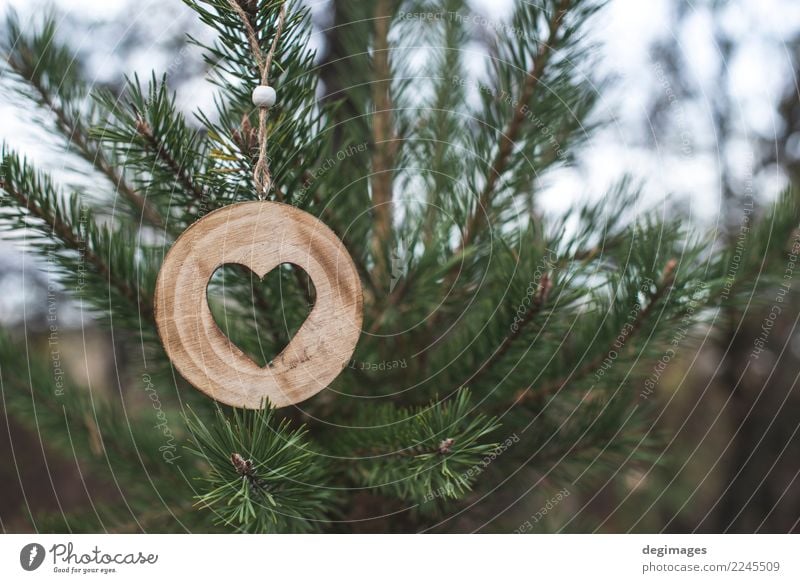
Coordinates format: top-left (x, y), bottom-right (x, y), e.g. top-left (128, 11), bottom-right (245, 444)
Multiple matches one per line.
top-left (154, 201), bottom-right (363, 409)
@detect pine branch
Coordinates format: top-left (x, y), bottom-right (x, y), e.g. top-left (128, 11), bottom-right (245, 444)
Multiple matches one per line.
top-left (185, 405), bottom-right (335, 533)
top-left (380, 0), bottom-right (586, 346)
top-left (134, 116), bottom-right (208, 207)
top-left (523, 397), bottom-right (660, 486)
top-left (457, 0), bottom-right (571, 253)
top-left (365, 0), bottom-right (469, 334)
top-left (515, 258), bottom-right (677, 406)
top-left (2, 15), bottom-right (167, 231)
top-left (92, 76), bottom-right (217, 228)
top-left (0, 148), bottom-right (155, 325)
top-left (465, 272), bottom-right (552, 390)
top-left (417, 0), bottom-right (468, 247)
top-left (707, 188), bottom-right (800, 304)
top-left (334, 390), bottom-right (500, 504)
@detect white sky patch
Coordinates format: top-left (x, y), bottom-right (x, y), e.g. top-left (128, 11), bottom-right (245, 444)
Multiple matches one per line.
top-left (680, 9), bottom-right (719, 87)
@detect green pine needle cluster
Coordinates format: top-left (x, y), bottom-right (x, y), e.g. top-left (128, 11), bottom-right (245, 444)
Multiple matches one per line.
top-left (335, 389), bottom-right (500, 504)
top-left (185, 405), bottom-right (333, 533)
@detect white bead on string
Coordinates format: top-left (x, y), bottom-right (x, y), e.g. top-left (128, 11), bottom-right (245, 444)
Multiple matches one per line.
top-left (252, 85), bottom-right (276, 109)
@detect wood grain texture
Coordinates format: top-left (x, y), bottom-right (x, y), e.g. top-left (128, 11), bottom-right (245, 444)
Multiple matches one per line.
top-left (154, 201), bottom-right (363, 408)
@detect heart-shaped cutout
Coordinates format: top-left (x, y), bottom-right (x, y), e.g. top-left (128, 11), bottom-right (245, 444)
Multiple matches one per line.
top-left (206, 262), bottom-right (316, 368)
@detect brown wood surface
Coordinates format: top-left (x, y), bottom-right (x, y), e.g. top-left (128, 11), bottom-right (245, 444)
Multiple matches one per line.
top-left (154, 201), bottom-right (363, 408)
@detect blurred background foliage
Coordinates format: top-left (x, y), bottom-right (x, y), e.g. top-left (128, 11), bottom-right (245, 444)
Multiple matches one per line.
top-left (0, 0), bottom-right (799, 532)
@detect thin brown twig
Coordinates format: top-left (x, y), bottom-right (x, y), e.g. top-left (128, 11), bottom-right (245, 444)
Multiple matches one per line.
top-left (352, 440), bottom-right (451, 459)
top-left (369, 3), bottom-right (569, 339)
top-left (513, 258), bottom-right (678, 407)
top-left (6, 55), bottom-right (168, 232)
top-left (457, 0), bottom-right (571, 254)
top-left (135, 118), bottom-right (207, 209)
top-left (465, 272), bottom-right (552, 390)
top-left (368, 0), bottom-right (399, 292)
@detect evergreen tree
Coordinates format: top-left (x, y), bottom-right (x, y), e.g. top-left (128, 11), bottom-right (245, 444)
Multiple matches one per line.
top-left (0, 0), bottom-right (795, 532)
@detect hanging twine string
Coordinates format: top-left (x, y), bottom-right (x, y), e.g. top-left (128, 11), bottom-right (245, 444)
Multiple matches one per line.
top-left (227, 0), bottom-right (288, 198)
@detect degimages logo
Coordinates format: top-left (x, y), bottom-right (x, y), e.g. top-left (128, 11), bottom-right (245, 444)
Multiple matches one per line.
top-left (19, 543), bottom-right (46, 571)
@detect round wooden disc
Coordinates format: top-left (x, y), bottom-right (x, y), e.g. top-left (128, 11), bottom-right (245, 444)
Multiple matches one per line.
top-left (154, 201), bottom-right (363, 409)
